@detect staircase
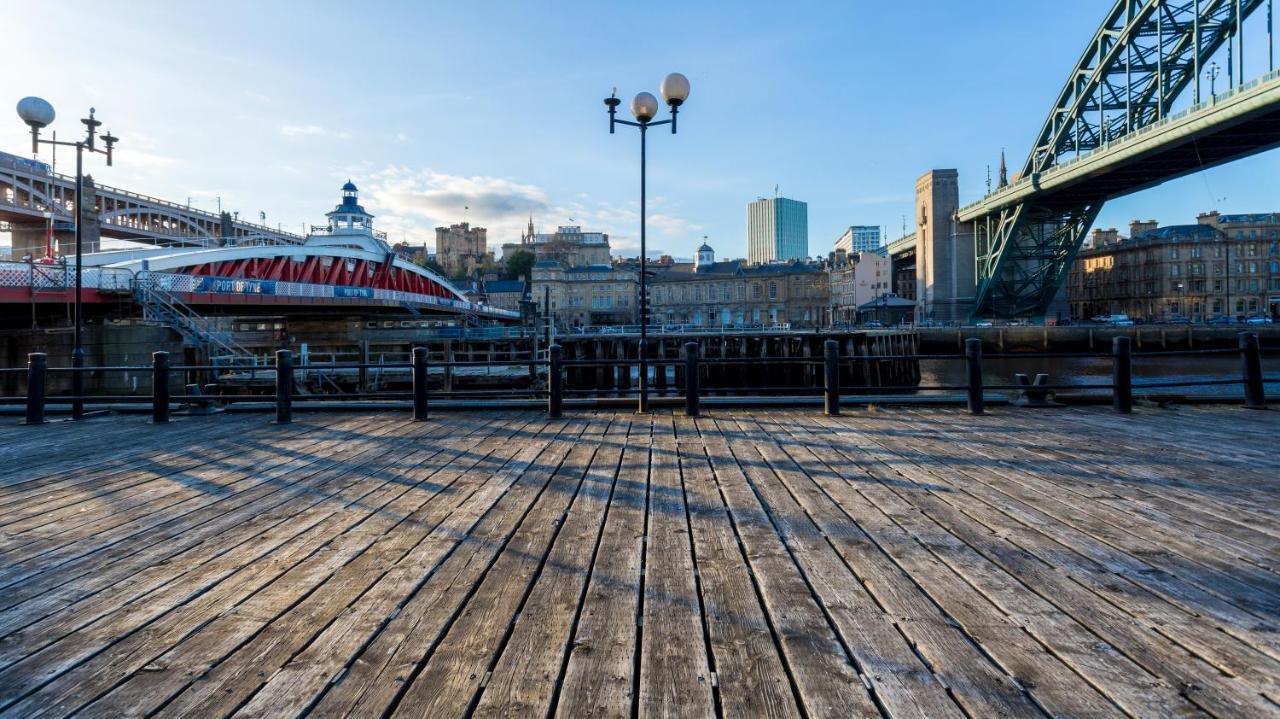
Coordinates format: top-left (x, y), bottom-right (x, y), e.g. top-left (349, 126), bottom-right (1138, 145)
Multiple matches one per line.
top-left (136, 282), bottom-right (257, 367)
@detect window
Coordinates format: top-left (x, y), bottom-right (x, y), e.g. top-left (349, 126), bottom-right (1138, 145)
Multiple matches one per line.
top-left (1191, 247), bottom-right (1202, 258)
top-left (1169, 265), bottom-right (1179, 277)
top-left (768, 282), bottom-right (778, 300)
top-left (751, 283), bottom-right (762, 300)
top-left (1170, 248), bottom-right (1179, 259)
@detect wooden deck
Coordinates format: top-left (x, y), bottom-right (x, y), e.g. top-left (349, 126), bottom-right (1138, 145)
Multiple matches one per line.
top-left (0, 406), bottom-right (1278, 718)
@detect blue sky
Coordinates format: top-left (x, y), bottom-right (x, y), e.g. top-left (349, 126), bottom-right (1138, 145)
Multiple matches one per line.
top-left (4, 0), bottom-right (1278, 259)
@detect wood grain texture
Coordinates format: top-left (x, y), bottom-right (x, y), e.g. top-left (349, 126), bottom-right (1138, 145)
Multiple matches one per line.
top-left (0, 404), bottom-right (1275, 717)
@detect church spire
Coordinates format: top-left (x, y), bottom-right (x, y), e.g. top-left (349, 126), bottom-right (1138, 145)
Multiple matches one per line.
top-left (998, 148), bottom-right (1008, 189)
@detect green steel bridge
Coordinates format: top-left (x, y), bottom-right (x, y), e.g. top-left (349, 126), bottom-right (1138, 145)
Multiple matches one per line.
top-left (963, 0), bottom-right (1280, 319)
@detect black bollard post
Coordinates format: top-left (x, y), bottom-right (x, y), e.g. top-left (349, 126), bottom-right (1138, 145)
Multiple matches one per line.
top-left (412, 346), bottom-right (429, 421)
top-left (24, 352), bottom-right (47, 425)
top-left (71, 347), bottom-right (85, 421)
top-left (275, 349), bottom-right (293, 424)
top-left (637, 337), bottom-right (650, 414)
top-left (1240, 331), bottom-right (1266, 409)
top-left (152, 351), bottom-right (170, 424)
top-left (965, 338), bottom-right (985, 415)
top-left (1112, 336), bottom-right (1133, 413)
top-left (548, 344), bottom-right (563, 418)
top-left (823, 339), bottom-right (840, 416)
top-left (684, 342), bottom-right (700, 417)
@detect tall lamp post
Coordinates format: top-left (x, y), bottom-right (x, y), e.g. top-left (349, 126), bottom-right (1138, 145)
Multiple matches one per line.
top-left (604, 73), bottom-right (690, 414)
top-left (16, 97), bottom-right (118, 420)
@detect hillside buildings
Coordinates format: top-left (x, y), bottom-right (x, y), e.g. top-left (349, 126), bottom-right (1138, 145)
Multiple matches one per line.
top-left (502, 219), bottom-right (612, 268)
top-left (827, 249), bottom-right (891, 324)
top-left (532, 260), bottom-right (638, 328)
top-left (747, 197), bottom-right (808, 264)
top-left (649, 242), bottom-right (829, 328)
top-left (1066, 212), bottom-right (1280, 321)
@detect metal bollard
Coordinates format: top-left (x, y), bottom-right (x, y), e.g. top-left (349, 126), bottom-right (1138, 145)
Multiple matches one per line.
top-left (275, 349), bottom-right (293, 424)
top-left (637, 337), bottom-right (650, 414)
top-left (548, 344), bottom-right (563, 418)
top-left (24, 352), bottom-right (47, 425)
top-left (823, 339), bottom-right (840, 416)
top-left (684, 342), bottom-right (700, 417)
top-left (1112, 336), bottom-right (1132, 414)
top-left (1240, 331), bottom-right (1266, 409)
top-left (71, 347), bottom-right (85, 421)
top-left (152, 351), bottom-right (170, 424)
top-left (412, 346), bottom-right (429, 421)
top-left (965, 338), bottom-right (985, 415)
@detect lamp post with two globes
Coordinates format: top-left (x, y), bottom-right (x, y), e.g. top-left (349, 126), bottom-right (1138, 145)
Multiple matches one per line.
top-left (16, 97), bottom-right (119, 420)
top-left (604, 72), bottom-right (689, 414)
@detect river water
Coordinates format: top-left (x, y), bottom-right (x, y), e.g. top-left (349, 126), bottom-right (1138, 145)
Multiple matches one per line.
top-left (919, 354), bottom-right (1280, 397)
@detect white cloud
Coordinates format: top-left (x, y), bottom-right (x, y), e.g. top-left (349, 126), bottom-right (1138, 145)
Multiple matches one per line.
top-left (356, 165), bottom-right (702, 257)
top-left (279, 124), bottom-right (328, 137)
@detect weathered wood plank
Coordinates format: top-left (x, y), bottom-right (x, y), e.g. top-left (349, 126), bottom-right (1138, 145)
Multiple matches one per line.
top-left (553, 416), bottom-right (651, 718)
top-left (636, 418), bottom-right (715, 718)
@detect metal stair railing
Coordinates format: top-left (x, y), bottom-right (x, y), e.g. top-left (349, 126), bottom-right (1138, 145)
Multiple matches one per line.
top-left (135, 281), bottom-right (256, 366)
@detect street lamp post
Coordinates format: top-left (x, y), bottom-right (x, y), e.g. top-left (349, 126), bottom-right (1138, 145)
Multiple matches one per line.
top-left (1207, 61), bottom-right (1221, 98)
top-left (17, 98), bottom-right (118, 420)
top-left (604, 73), bottom-right (689, 414)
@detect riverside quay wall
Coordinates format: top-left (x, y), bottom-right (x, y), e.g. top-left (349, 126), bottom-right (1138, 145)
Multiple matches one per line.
top-left (557, 330), bottom-right (920, 394)
top-left (919, 325), bottom-right (1280, 353)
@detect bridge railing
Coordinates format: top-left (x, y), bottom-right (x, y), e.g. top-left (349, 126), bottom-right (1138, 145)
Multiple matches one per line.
top-left (3, 332), bottom-right (1275, 424)
top-left (961, 67), bottom-right (1280, 216)
top-left (0, 261), bottom-right (134, 293)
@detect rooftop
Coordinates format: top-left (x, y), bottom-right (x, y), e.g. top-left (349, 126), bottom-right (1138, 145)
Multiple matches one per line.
top-left (3, 406), bottom-right (1275, 716)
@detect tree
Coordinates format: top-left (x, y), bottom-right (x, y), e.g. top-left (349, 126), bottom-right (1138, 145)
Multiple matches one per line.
top-left (503, 250), bottom-right (535, 281)
top-left (417, 256), bottom-right (447, 277)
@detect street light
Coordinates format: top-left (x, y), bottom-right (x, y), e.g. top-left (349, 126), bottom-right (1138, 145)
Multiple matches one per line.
top-left (1207, 61), bottom-right (1221, 98)
top-left (604, 72), bottom-right (689, 414)
top-left (16, 97), bottom-right (119, 420)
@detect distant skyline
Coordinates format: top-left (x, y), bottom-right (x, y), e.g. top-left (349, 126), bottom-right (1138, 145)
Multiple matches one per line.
top-left (3, 0), bottom-right (1278, 261)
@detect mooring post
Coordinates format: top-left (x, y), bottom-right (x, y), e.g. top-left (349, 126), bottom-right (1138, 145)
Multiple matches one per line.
top-left (548, 344), bottom-right (563, 418)
top-left (823, 339), bottom-right (840, 416)
top-left (71, 348), bottom-right (85, 421)
top-left (684, 341), bottom-right (700, 417)
top-left (965, 337), bottom-right (984, 415)
top-left (412, 346), bottom-right (429, 421)
top-left (24, 352), bottom-right (47, 425)
top-left (152, 351), bottom-right (170, 424)
top-left (275, 349), bottom-right (293, 424)
top-left (1112, 336), bottom-right (1133, 414)
top-left (1240, 331), bottom-right (1266, 409)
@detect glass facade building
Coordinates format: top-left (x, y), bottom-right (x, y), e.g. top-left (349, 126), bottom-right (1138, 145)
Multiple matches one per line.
top-left (747, 197), bottom-right (808, 264)
top-left (835, 225), bottom-right (882, 254)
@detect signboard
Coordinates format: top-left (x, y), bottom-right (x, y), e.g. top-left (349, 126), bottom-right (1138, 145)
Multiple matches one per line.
top-left (193, 277), bottom-right (277, 295)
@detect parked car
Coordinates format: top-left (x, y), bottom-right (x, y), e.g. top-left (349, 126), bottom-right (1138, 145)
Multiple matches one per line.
top-left (1245, 315), bottom-right (1275, 325)
top-left (1207, 315), bottom-right (1236, 325)
top-left (863, 320), bottom-right (884, 328)
top-left (974, 320), bottom-right (994, 328)
top-left (1164, 315), bottom-right (1191, 325)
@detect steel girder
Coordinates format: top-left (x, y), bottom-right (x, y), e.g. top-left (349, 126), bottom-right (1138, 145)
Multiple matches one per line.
top-left (972, 0), bottom-right (1268, 318)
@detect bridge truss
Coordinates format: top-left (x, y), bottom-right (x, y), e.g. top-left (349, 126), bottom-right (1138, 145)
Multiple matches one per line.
top-left (972, 0), bottom-right (1273, 318)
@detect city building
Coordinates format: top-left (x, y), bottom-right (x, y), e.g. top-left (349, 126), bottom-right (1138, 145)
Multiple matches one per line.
top-left (827, 248), bottom-right (891, 324)
top-left (1065, 214), bottom-right (1280, 321)
top-left (435, 221), bottom-right (492, 279)
top-left (650, 243), bottom-right (829, 328)
top-left (747, 196), bottom-right (808, 264)
top-left (531, 260), bottom-right (638, 328)
top-left (835, 225), bottom-right (882, 254)
top-left (476, 277), bottom-right (529, 313)
top-left (887, 232), bottom-right (918, 303)
top-left (501, 218), bottom-right (612, 268)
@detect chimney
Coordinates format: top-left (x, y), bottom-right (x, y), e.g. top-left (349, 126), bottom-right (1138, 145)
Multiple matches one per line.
top-left (1128, 219), bottom-right (1157, 238)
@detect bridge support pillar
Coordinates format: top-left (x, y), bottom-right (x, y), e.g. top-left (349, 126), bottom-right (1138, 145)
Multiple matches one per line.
top-left (914, 170), bottom-right (975, 323)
